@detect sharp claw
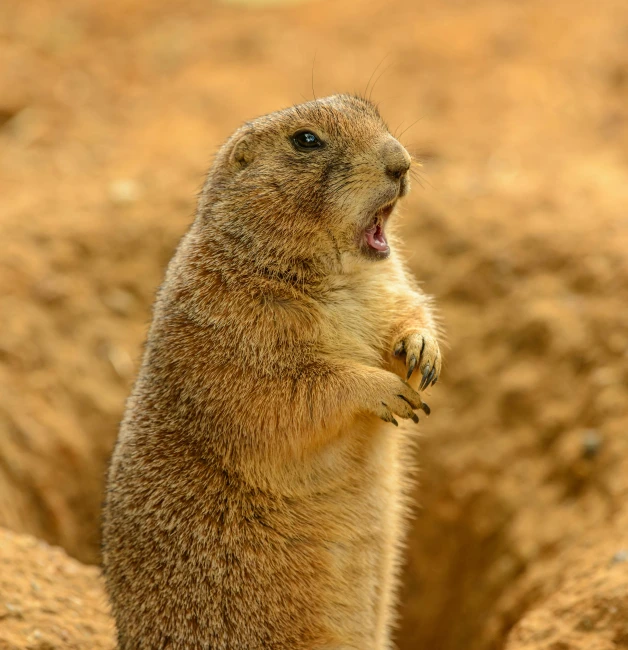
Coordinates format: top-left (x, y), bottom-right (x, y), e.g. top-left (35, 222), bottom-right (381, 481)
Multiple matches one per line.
top-left (428, 367), bottom-right (436, 386)
top-left (406, 355), bottom-right (417, 380)
top-left (411, 412), bottom-right (419, 424)
top-left (421, 402), bottom-right (431, 416)
top-left (391, 417), bottom-right (399, 427)
top-left (432, 376), bottom-right (438, 386)
top-left (420, 364), bottom-right (431, 390)
top-left (394, 341), bottom-right (405, 357)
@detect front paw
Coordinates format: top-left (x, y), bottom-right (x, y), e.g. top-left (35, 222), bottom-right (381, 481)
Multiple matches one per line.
top-left (363, 371), bottom-right (430, 427)
top-left (393, 330), bottom-right (442, 390)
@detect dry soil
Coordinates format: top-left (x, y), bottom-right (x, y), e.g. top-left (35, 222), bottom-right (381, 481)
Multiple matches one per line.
top-left (1, 0), bottom-right (627, 648)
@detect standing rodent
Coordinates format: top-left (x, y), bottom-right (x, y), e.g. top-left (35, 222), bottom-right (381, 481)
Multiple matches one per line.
top-left (102, 94), bottom-right (442, 650)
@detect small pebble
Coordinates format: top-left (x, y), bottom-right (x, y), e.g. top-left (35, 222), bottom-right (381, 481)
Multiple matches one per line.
top-left (581, 429), bottom-right (602, 459)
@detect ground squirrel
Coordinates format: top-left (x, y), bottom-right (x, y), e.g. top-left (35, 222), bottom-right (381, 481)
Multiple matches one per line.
top-left (102, 94), bottom-right (442, 650)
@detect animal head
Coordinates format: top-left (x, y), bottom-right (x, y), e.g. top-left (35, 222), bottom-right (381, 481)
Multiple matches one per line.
top-left (200, 94), bottom-right (412, 277)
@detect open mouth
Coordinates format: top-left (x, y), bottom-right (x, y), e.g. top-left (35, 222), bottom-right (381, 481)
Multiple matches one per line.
top-left (363, 201), bottom-right (396, 257)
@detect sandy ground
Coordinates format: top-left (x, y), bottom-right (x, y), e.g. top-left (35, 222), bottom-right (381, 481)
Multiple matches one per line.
top-left (0, 529), bottom-right (114, 650)
top-left (1, 0), bottom-right (628, 647)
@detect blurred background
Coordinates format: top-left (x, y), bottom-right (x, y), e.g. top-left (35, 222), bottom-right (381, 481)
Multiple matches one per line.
top-left (1, 0), bottom-right (628, 648)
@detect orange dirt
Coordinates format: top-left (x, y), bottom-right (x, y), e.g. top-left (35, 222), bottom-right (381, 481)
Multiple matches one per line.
top-left (1, 0), bottom-right (627, 648)
top-left (0, 528), bottom-right (113, 650)
top-left (505, 514), bottom-right (628, 650)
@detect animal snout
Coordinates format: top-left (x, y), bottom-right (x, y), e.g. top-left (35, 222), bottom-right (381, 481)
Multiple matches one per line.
top-left (382, 137), bottom-right (411, 180)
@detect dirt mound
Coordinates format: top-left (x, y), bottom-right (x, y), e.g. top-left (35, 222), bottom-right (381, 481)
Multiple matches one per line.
top-left (1, 526), bottom-right (626, 650)
top-left (505, 521), bottom-right (628, 650)
top-left (0, 528), bottom-right (114, 650)
top-left (1, 0), bottom-right (628, 647)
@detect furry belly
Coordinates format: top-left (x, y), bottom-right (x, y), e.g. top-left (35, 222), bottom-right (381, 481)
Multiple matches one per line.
top-left (282, 419), bottom-right (407, 648)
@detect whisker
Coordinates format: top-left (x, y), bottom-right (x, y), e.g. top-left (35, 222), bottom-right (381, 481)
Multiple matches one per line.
top-left (393, 120), bottom-right (406, 139)
top-left (364, 54), bottom-right (390, 101)
top-left (369, 62), bottom-right (393, 102)
top-left (413, 171), bottom-right (434, 190)
top-left (409, 170), bottom-right (426, 189)
top-left (397, 115), bottom-right (426, 140)
top-left (311, 52), bottom-right (318, 101)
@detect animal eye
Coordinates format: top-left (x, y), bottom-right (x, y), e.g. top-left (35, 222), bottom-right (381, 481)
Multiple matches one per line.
top-left (292, 130), bottom-right (324, 151)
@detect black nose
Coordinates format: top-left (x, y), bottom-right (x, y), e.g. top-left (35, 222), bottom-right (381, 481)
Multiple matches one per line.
top-left (386, 159), bottom-right (410, 180)
top-left (382, 137), bottom-right (411, 180)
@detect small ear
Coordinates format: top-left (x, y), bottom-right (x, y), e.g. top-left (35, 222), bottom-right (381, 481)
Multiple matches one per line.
top-left (229, 134), bottom-right (254, 168)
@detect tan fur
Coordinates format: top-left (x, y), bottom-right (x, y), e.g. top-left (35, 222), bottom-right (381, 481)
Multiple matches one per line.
top-left (102, 94), bottom-right (442, 650)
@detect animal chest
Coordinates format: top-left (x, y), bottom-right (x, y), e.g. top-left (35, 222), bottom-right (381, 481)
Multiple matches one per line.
top-left (320, 283), bottom-right (389, 367)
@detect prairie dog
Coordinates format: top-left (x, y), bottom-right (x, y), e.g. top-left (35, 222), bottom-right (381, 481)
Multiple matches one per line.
top-left (102, 94), bottom-right (442, 650)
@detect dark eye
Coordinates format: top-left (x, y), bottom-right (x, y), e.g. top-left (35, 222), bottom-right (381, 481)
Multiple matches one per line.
top-left (292, 130), bottom-right (324, 151)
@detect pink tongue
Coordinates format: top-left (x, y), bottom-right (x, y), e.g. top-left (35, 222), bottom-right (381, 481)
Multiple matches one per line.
top-left (365, 223), bottom-right (389, 252)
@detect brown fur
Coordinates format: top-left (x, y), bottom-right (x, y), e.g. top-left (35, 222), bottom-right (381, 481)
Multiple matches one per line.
top-left (102, 94), bottom-right (442, 650)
